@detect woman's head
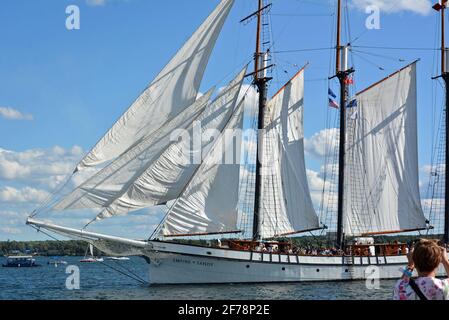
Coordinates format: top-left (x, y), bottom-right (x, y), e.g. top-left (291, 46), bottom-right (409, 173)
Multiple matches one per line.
top-left (412, 239), bottom-right (442, 275)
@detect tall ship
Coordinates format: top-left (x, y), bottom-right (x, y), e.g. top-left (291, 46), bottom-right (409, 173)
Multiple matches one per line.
top-left (27, 0), bottom-right (449, 284)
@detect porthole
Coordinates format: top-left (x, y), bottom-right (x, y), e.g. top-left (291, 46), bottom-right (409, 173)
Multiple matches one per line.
top-left (345, 269), bottom-right (349, 273)
top-left (282, 267), bottom-right (286, 271)
top-left (246, 265), bottom-right (250, 268)
top-left (206, 251), bottom-right (212, 255)
top-left (316, 269), bottom-right (320, 272)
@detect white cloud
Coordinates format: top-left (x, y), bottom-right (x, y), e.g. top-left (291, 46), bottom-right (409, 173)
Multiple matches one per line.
top-left (0, 107), bottom-right (33, 121)
top-left (0, 227), bottom-right (22, 235)
top-left (86, 0), bottom-right (106, 6)
top-left (351, 0), bottom-right (432, 15)
top-left (0, 144), bottom-right (166, 240)
top-left (0, 186), bottom-right (50, 203)
top-left (86, 0), bottom-right (129, 6)
top-left (304, 128), bottom-right (339, 159)
top-left (0, 146), bottom-right (84, 182)
top-left (306, 168), bottom-right (338, 210)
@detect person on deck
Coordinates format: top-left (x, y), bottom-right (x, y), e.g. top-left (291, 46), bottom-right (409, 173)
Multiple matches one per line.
top-left (393, 239), bottom-right (449, 300)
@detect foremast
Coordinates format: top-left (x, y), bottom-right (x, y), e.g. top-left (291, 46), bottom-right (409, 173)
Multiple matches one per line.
top-left (241, 0), bottom-right (273, 240)
top-left (433, 0), bottom-right (449, 244)
top-left (334, 0), bottom-right (354, 249)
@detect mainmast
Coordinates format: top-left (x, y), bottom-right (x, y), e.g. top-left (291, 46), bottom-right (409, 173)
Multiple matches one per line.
top-left (334, 0), bottom-right (354, 249)
top-left (433, 0), bottom-right (449, 244)
top-left (241, 0), bottom-right (272, 240)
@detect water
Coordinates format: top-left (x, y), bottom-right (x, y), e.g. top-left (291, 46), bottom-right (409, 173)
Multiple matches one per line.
top-left (0, 256), bottom-right (396, 300)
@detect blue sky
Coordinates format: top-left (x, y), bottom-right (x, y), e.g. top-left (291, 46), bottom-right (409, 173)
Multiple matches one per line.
top-left (0, 0), bottom-right (446, 240)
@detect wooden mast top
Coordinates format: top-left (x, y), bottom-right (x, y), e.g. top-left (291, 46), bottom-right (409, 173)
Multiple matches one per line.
top-left (433, 0), bottom-right (448, 74)
top-left (254, 0), bottom-right (263, 81)
top-left (336, 0), bottom-right (342, 74)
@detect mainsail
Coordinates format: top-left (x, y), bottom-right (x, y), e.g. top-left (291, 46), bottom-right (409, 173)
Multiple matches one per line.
top-left (160, 99), bottom-right (245, 237)
top-left (53, 68), bottom-right (247, 220)
top-left (76, 0), bottom-right (235, 171)
top-left (344, 62), bottom-right (427, 236)
top-left (258, 68), bottom-right (320, 238)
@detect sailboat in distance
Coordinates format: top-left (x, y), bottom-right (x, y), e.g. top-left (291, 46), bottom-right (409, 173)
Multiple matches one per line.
top-left (27, 0), bottom-right (449, 284)
top-left (80, 244), bottom-right (104, 263)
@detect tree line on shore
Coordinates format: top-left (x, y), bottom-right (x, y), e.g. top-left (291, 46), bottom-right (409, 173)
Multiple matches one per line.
top-left (0, 240), bottom-right (89, 256)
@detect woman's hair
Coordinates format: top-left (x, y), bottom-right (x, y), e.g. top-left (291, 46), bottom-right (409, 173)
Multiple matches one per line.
top-left (412, 239), bottom-right (442, 274)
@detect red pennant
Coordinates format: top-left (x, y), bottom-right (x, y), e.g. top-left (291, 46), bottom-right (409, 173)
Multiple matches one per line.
top-left (344, 77), bottom-right (354, 85)
top-left (434, 0), bottom-right (448, 10)
top-left (433, 3), bottom-right (443, 10)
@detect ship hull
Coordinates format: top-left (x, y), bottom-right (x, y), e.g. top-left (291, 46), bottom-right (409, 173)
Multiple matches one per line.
top-left (146, 241), bottom-right (446, 284)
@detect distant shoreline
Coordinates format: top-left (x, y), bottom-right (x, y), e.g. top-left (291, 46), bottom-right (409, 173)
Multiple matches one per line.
top-left (0, 240), bottom-right (92, 257)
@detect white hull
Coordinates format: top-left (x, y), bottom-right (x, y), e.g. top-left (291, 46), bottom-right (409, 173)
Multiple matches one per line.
top-left (146, 241), bottom-right (446, 284)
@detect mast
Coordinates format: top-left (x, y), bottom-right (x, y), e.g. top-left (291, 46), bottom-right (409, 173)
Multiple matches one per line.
top-left (433, 0), bottom-right (449, 244)
top-left (443, 2), bottom-right (449, 245)
top-left (241, 0), bottom-right (272, 240)
top-left (334, 0), bottom-right (354, 249)
top-left (253, 0), bottom-right (269, 241)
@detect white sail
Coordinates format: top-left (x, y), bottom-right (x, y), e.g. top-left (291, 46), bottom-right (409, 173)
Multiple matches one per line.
top-left (258, 69), bottom-right (320, 239)
top-left (344, 62), bottom-right (427, 236)
top-left (53, 91), bottom-right (213, 211)
top-left (76, 0), bottom-right (234, 170)
top-left (96, 68), bottom-right (247, 219)
top-left (54, 68), bottom-right (246, 218)
top-left (160, 99), bottom-right (245, 237)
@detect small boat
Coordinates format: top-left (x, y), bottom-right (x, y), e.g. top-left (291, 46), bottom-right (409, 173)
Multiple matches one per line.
top-left (106, 257), bottom-right (130, 261)
top-left (47, 257), bottom-right (68, 266)
top-left (79, 257), bottom-right (104, 263)
top-left (79, 244), bottom-right (103, 263)
top-left (2, 255), bottom-right (39, 268)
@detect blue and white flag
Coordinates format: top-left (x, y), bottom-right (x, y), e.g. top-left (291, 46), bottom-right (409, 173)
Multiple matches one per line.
top-left (328, 88), bottom-right (337, 99)
top-left (328, 88), bottom-right (339, 109)
top-left (347, 99), bottom-right (357, 108)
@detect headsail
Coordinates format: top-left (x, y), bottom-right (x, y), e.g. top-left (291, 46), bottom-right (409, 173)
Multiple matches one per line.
top-left (53, 68), bottom-right (247, 220)
top-left (160, 99), bottom-right (245, 237)
top-left (96, 68), bottom-right (247, 220)
top-left (76, 0), bottom-right (235, 171)
top-left (258, 68), bottom-right (320, 238)
top-left (53, 91), bottom-right (212, 211)
top-left (344, 62), bottom-right (427, 236)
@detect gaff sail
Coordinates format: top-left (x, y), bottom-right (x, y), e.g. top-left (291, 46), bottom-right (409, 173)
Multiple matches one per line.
top-left (160, 99), bottom-right (246, 237)
top-left (259, 68), bottom-right (320, 238)
top-left (344, 62), bottom-right (427, 236)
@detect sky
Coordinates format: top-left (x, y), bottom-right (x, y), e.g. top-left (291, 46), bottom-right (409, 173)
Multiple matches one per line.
top-left (0, 0), bottom-right (446, 241)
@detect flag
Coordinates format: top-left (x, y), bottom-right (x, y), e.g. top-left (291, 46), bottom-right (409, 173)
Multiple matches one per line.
top-left (328, 88), bottom-right (339, 108)
top-left (347, 99), bottom-right (357, 108)
top-left (329, 98), bottom-right (339, 109)
top-left (344, 76), bottom-right (354, 85)
top-left (433, 3), bottom-right (442, 10)
top-left (433, 0), bottom-right (447, 11)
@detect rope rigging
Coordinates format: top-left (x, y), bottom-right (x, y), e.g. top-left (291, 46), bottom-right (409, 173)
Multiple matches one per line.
top-left (25, 0), bottom-right (449, 246)
top-left (29, 224), bottom-right (149, 285)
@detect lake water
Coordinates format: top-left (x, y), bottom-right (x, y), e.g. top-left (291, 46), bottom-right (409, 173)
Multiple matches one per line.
top-left (0, 256), bottom-right (396, 300)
